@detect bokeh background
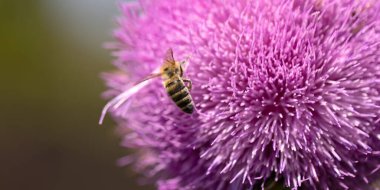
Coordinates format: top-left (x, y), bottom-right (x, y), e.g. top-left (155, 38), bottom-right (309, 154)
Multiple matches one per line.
top-left (0, 0), bottom-right (153, 189)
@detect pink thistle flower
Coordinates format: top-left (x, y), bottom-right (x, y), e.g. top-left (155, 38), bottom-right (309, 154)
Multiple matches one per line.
top-left (101, 0), bottom-right (380, 189)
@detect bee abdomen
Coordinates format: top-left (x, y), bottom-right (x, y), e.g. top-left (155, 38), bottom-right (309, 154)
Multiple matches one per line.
top-left (166, 80), bottom-right (185, 96)
top-left (174, 91), bottom-right (194, 114)
top-left (164, 78), bottom-right (194, 114)
top-left (165, 78), bottom-right (180, 89)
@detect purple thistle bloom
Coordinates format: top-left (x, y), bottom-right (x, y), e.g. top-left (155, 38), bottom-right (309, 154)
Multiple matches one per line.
top-left (102, 0), bottom-right (380, 189)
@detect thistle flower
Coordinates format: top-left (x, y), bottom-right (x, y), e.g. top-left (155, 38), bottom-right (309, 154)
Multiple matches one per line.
top-left (102, 0), bottom-right (380, 189)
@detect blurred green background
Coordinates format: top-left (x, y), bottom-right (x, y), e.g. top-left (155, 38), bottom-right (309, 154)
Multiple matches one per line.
top-left (0, 0), bottom-right (152, 189)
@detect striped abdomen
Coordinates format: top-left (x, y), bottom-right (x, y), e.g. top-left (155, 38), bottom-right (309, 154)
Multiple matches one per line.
top-left (164, 76), bottom-right (194, 114)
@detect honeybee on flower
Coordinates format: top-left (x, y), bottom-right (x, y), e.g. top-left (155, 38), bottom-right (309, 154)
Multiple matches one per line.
top-left (101, 0), bottom-right (380, 189)
top-left (100, 48), bottom-right (194, 124)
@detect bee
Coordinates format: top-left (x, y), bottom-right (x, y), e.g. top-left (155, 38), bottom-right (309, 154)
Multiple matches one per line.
top-left (99, 48), bottom-right (194, 124)
top-left (159, 48), bottom-right (194, 113)
top-left (123, 48), bottom-right (194, 113)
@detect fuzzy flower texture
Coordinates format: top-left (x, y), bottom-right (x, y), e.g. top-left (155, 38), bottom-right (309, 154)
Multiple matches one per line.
top-left (102, 0), bottom-right (380, 189)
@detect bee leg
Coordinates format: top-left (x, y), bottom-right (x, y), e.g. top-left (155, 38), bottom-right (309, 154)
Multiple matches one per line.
top-left (183, 78), bottom-right (192, 91)
top-left (180, 55), bottom-right (192, 71)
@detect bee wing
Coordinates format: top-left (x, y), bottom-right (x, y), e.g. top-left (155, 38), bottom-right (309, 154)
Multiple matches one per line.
top-left (99, 68), bottom-right (161, 125)
top-left (164, 48), bottom-right (175, 64)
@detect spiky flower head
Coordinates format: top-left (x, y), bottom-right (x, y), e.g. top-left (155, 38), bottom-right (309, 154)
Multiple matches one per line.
top-left (102, 0), bottom-right (380, 189)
